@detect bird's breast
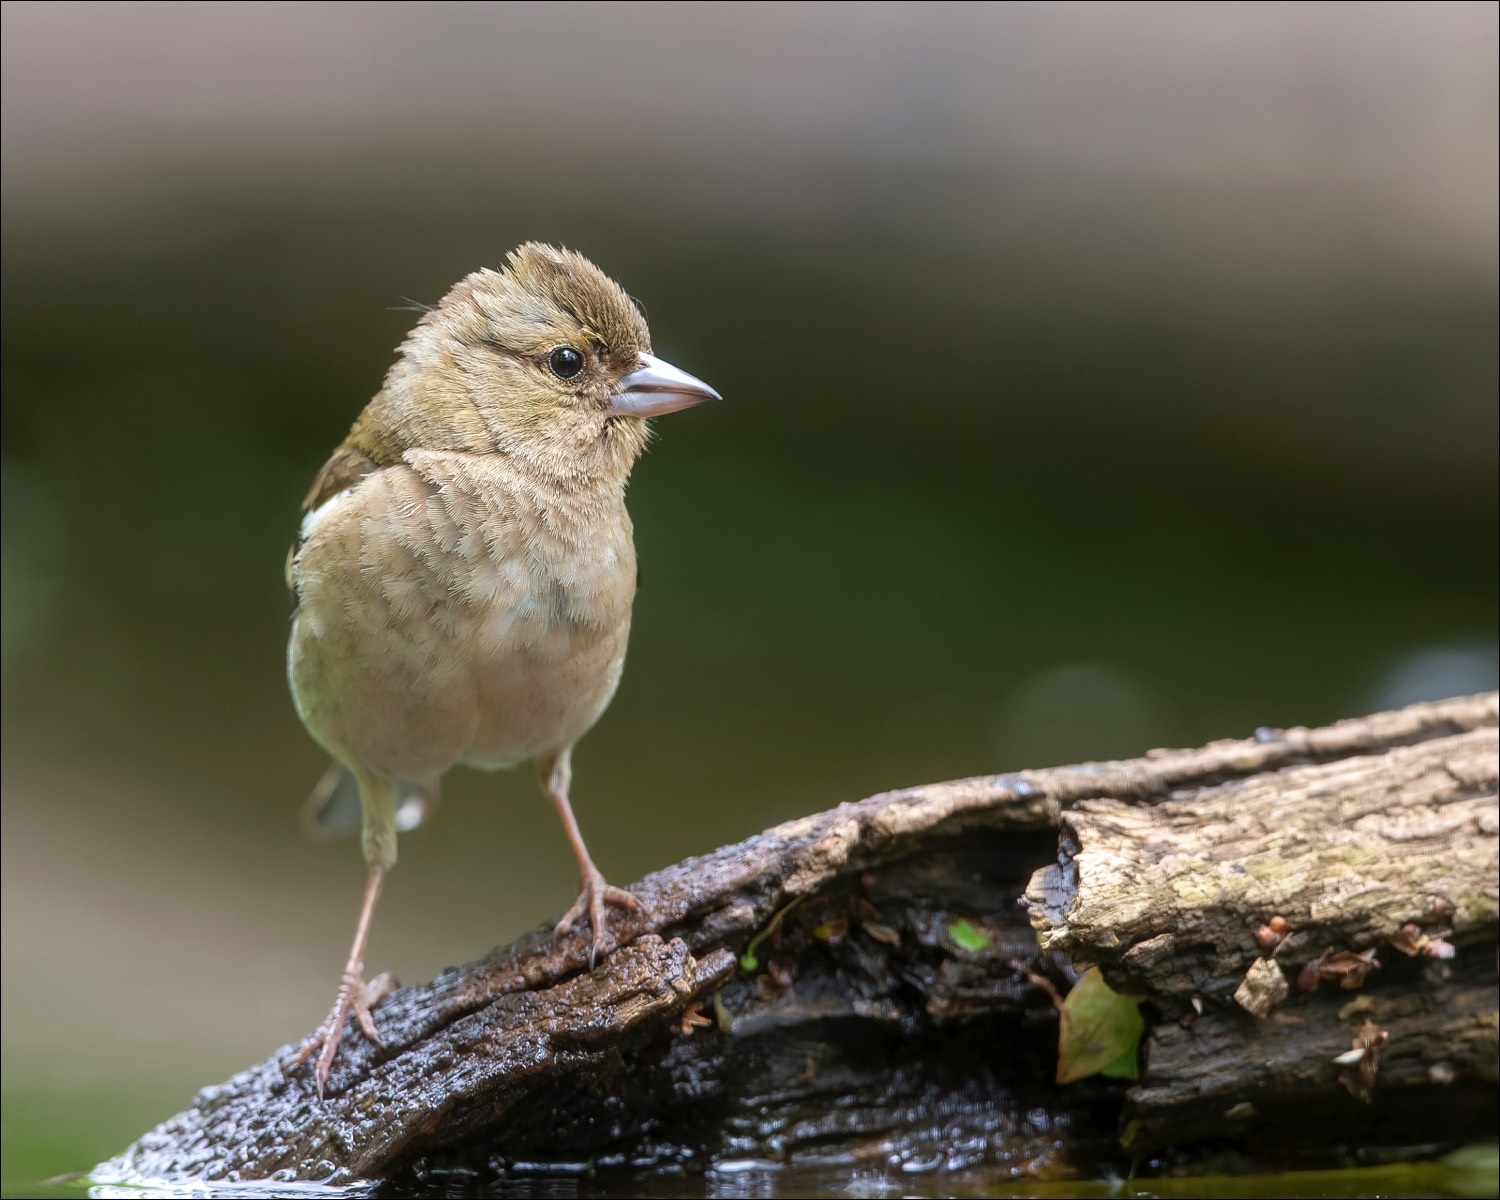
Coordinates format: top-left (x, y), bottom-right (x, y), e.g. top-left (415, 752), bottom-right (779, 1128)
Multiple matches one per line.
top-left (289, 453), bottom-right (637, 776)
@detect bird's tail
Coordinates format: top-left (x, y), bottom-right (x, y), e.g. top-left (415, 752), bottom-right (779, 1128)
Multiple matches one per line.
top-left (300, 763), bottom-right (439, 839)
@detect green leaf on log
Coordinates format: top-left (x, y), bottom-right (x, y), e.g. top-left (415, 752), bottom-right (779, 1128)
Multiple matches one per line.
top-left (1057, 966), bottom-right (1144, 1083)
top-left (949, 918), bottom-right (990, 952)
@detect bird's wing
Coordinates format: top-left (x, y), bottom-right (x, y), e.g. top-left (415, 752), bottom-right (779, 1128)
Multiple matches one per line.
top-left (300, 763), bottom-right (440, 839)
top-left (302, 445), bottom-right (389, 514)
top-left (287, 442), bottom-right (403, 603)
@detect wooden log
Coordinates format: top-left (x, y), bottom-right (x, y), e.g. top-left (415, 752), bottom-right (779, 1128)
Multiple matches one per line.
top-left (1026, 703), bottom-right (1498, 1154)
top-left (95, 693), bottom-right (1499, 1190)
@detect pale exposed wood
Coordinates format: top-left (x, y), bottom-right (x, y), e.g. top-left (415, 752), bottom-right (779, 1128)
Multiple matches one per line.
top-left (1025, 702), bottom-right (1497, 1153)
top-left (1027, 724), bottom-right (1498, 999)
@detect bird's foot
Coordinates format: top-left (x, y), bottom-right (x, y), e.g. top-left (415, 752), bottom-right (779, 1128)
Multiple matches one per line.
top-left (556, 866), bottom-right (644, 966)
top-left (290, 968), bottom-right (397, 1098)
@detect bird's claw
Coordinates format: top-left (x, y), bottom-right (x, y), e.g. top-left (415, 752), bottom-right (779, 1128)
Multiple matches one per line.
top-left (291, 968), bottom-right (397, 1097)
top-left (556, 866), bottom-right (643, 966)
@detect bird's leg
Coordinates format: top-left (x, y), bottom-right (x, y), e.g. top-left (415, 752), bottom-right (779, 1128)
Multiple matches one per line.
top-left (540, 748), bottom-right (642, 965)
top-left (292, 769), bottom-right (401, 1097)
top-left (290, 864), bottom-right (394, 1097)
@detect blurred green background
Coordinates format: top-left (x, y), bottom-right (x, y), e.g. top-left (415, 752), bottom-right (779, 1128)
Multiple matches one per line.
top-left (2, 1), bottom-right (1495, 1193)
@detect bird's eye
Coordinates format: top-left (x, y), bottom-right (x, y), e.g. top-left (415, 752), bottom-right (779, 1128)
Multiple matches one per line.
top-left (548, 346), bottom-right (586, 380)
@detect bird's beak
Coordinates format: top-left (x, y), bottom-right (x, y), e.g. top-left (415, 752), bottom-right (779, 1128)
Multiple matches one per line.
top-left (608, 353), bottom-right (721, 418)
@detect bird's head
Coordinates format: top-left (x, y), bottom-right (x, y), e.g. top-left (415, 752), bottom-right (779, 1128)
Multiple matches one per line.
top-left (369, 243), bottom-right (718, 483)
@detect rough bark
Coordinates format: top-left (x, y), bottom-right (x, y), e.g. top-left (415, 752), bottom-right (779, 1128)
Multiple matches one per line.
top-left (96, 693), bottom-right (1499, 1192)
top-left (1027, 708), bottom-right (1498, 1154)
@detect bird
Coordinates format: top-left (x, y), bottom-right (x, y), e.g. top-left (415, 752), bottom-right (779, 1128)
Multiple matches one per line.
top-left (282, 243), bottom-right (719, 1095)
